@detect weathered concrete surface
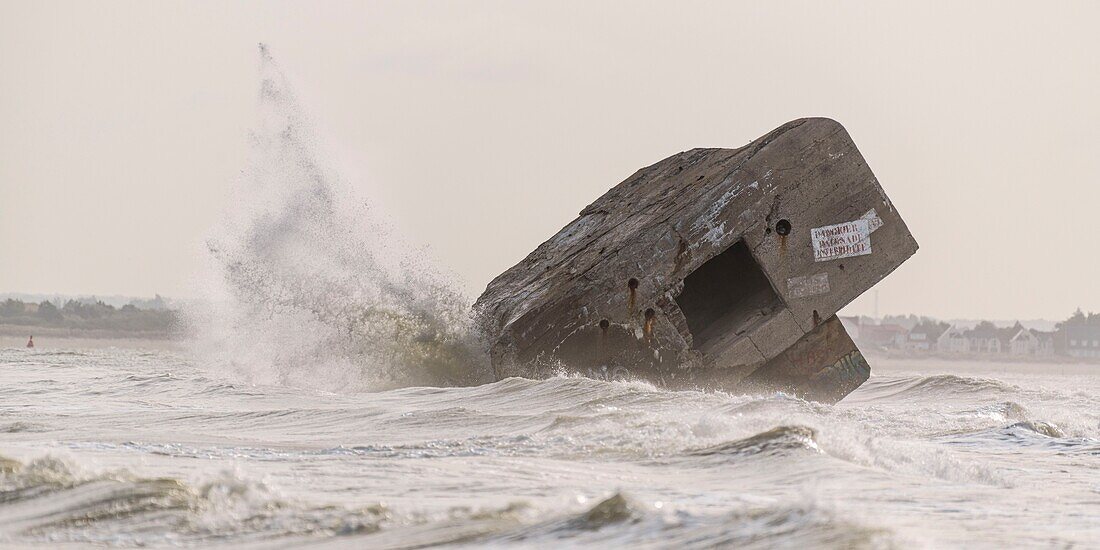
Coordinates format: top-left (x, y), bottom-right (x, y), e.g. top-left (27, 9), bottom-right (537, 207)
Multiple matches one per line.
top-left (474, 118), bottom-right (917, 402)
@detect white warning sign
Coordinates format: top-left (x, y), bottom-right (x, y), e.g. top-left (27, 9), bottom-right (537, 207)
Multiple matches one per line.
top-left (811, 219), bottom-right (872, 261)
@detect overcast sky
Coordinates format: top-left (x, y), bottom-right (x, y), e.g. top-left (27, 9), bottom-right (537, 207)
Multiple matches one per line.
top-left (2, 1), bottom-right (1099, 320)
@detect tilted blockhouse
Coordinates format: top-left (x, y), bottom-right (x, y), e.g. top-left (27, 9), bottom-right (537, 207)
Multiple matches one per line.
top-left (475, 118), bottom-right (918, 402)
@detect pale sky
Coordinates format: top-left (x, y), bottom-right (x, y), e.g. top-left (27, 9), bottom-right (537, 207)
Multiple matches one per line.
top-left (2, 1), bottom-right (1099, 320)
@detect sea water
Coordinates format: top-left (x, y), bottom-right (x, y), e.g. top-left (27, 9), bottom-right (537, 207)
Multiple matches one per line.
top-left (1, 349), bottom-right (1098, 548)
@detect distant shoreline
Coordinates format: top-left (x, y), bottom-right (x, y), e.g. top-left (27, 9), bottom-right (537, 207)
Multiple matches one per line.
top-left (869, 354), bottom-right (1100, 376)
top-left (865, 348), bottom-right (1100, 366)
top-left (4, 329), bottom-right (1097, 372)
top-left (0, 323), bottom-right (174, 341)
top-left (0, 324), bottom-right (183, 352)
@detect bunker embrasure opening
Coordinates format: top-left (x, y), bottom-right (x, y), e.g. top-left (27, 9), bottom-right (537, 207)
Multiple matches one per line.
top-left (674, 239), bottom-right (783, 354)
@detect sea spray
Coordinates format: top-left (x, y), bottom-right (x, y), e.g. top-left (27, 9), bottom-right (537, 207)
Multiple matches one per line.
top-left (187, 45), bottom-right (489, 391)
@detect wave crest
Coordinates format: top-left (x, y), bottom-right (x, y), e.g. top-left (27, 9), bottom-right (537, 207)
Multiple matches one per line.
top-left (687, 425), bottom-right (820, 458)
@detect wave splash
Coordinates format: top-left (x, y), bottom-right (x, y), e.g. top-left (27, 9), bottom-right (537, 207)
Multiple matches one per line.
top-left (187, 46), bottom-right (489, 391)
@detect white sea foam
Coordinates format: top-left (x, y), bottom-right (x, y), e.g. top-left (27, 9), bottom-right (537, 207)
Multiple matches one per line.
top-left (184, 46), bottom-right (489, 391)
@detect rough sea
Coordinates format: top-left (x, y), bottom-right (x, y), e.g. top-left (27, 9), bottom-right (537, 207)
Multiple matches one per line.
top-left (3, 49), bottom-right (1098, 548)
top-left (1, 348), bottom-right (1098, 548)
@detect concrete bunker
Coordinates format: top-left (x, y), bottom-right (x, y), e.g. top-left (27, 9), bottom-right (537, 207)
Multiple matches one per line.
top-left (474, 118), bottom-right (919, 403)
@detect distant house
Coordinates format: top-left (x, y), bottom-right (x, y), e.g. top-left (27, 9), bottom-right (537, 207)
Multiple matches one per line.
top-left (1005, 327), bottom-right (1053, 356)
top-left (937, 325), bottom-right (970, 353)
top-left (966, 322), bottom-right (1007, 354)
top-left (1009, 327), bottom-right (1035, 355)
top-left (22, 302), bottom-right (39, 313)
top-left (904, 322), bottom-right (949, 351)
top-left (1033, 329), bottom-right (1055, 356)
top-left (1061, 325), bottom-right (1100, 358)
top-left (859, 323), bottom-right (908, 349)
top-left (934, 322), bottom-right (1056, 356)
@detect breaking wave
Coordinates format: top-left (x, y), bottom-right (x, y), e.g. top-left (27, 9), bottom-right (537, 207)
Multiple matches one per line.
top-left (0, 454), bottom-right (901, 549)
top-left (185, 46), bottom-right (490, 391)
top-left (1007, 420), bottom-right (1067, 438)
top-left (0, 454), bottom-right (388, 546)
top-left (851, 373), bottom-right (1017, 402)
top-left (482, 492), bottom-right (900, 549)
top-left (686, 425), bottom-right (821, 459)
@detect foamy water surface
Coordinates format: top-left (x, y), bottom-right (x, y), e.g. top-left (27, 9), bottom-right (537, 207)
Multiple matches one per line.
top-left (1, 348), bottom-right (1097, 548)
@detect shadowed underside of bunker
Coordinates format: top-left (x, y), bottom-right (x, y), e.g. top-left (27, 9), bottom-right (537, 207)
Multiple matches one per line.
top-left (474, 118), bottom-right (918, 403)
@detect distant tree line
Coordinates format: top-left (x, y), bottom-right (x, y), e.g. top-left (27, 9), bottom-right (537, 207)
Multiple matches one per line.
top-left (1057, 308), bottom-right (1100, 328)
top-left (0, 298), bottom-right (178, 334)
